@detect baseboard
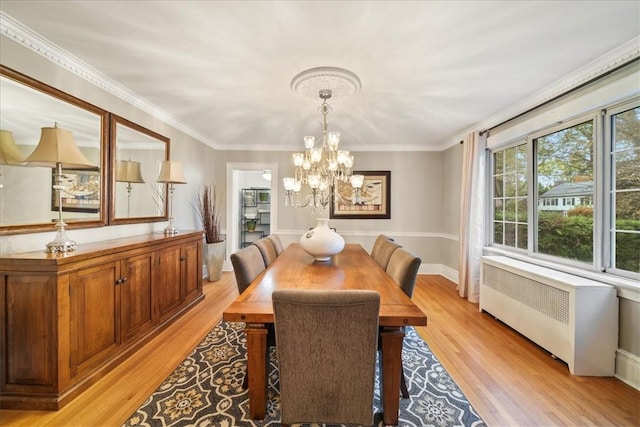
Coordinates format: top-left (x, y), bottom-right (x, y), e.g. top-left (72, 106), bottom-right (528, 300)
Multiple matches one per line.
top-left (615, 349), bottom-right (640, 390)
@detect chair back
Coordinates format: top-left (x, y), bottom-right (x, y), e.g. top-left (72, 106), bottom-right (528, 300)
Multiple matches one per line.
top-left (371, 237), bottom-right (401, 270)
top-left (253, 237), bottom-right (278, 266)
top-left (266, 234), bottom-right (285, 255)
top-left (230, 245), bottom-right (265, 294)
top-left (273, 289), bottom-right (380, 426)
top-left (386, 247), bottom-right (421, 298)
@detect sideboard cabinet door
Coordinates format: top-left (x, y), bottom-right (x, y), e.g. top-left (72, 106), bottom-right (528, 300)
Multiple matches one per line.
top-left (154, 245), bottom-right (183, 321)
top-left (181, 240), bottom-right (201, 304)
top-left (69, 261), bottom-right (120, 379)
top-left (1, 274), bottom-right (57, 393)
top-left (120, 253), bottom-right (154, 342)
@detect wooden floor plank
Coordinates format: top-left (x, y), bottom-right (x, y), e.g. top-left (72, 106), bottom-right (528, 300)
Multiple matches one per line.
top-left (1, 272), bottom-right (638, 426)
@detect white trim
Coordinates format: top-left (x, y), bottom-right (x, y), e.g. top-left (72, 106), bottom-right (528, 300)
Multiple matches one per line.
top-left (615, 349), bottom-right (640, 391)
top-left (2, 11), bottom-right (637, 153)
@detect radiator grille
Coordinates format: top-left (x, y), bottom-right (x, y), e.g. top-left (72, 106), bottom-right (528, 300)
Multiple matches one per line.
top-left (483, 264), bottom-right (570, 324)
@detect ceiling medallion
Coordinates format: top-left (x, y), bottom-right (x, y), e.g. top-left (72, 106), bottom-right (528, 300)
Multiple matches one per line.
top-left (291, 66), bottom-right (361, 101)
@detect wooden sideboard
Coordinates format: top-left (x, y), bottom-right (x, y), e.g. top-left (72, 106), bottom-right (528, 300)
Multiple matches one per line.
top-left (0, 231), bottom-right (204, 410)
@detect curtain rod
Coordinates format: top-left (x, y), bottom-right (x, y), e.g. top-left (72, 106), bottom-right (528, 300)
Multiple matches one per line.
top-left (481, 57), bottom-right (639, 136)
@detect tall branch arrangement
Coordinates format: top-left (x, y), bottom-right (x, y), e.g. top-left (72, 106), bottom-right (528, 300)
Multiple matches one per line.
top-left (194, 183), bottom-right (222, 244)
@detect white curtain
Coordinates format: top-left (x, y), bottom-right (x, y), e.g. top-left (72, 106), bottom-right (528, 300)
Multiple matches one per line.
top-left (458, 131), bottom-right (486, 303)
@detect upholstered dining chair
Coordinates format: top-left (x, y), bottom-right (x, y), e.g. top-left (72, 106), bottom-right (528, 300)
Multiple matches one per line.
top-left (371, 235), bottom-right (401, 270)
top-left (385, 247), bottom-right (422, 398)
top-left (230, 244), bottom-right (272, 389)
top-left (273, 289), bottom-right (380, 427)
top-left (266, 234), bottom-right (285, 255)
top-left (252, 237), bottom-right (278, 266)
top-left (230, 245), bottom-right (266, 295)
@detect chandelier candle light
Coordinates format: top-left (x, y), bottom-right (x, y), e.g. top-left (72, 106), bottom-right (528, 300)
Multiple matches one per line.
top-left (283, 67), bottom-right (364, 212)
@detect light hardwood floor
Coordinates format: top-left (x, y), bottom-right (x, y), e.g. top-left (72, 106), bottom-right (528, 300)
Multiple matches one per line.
top-left (1, 273), bottom-right (638, 426)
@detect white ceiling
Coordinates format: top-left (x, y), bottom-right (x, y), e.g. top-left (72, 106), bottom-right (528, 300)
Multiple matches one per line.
top-left (1, 1), bottom-right (639, 152)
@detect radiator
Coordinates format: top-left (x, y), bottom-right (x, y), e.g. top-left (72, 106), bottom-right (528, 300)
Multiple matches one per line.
top-left (480, 256), bottom-right (618, 376)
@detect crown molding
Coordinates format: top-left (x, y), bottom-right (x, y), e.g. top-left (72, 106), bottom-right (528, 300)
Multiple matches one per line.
top-left (440, 36), bottom-right (640, 151)
top-left (0, 11), bottom-right (216, 148)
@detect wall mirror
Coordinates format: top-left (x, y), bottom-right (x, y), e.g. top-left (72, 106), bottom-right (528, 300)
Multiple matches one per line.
top-left (110, 115), bottom-right (169, 224)
top-left (0, 66), bottom-right (108, 235)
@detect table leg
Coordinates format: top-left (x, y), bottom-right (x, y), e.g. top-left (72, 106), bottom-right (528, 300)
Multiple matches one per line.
top-left (245, 323), bottom-right (268, 420)
top-left (380, 326), bottom-right (405, 426)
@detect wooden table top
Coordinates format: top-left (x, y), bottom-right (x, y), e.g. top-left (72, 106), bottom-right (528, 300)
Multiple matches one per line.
top-left (223, 243), bottom-right (427, 327)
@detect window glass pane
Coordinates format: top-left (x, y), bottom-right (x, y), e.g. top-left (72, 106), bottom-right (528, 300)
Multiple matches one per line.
top-left (494, 222), bottom-right (504, 245)
top-left (516, 197), bottom-right (528, 222)
top-left (505, 223), bottom-right (516, 247)
top-left (615, 232), bottom-right (640, 273)
top-left (517, 224), bottom-right (528, 249)
top-left (614, 107), bottom-right (640, 151)
top-left (615, 148), bottom-right (640, 190)
top-left (494, 150), bottom-right (503, 174)
top-left (494, 199), bottom-right (504, 220)
top-left (505, 199), bottom-right (516, 221)
top-left (616, 191), bottom-right (640, 228)
top-left (536, 121), bottom-right (594, 263)
top-left (611, 106), bottom-right (639, 274)
top-left (494, 176), bottom-right (504, 197)
top-left (504, 148), bottom-right (516, 173)
top-left (504, 174), bottom-right (516, 197)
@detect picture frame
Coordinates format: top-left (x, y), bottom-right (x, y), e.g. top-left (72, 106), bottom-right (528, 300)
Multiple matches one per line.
top-left (52, 168), bottom-right (101, 213)
top-left (330, 170), bottom-right (391, 219)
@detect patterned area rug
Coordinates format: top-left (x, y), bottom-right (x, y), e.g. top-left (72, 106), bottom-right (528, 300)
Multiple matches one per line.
top-left (123, 321), bottom-right (485, 427)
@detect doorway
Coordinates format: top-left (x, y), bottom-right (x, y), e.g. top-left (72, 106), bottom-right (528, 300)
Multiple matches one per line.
top-left (226, 162), bottom-right (278, 259)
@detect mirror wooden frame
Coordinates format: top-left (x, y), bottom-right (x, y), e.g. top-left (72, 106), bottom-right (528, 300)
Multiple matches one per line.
top-left (109, 115), bottom-right (169, 225)
top-left (0, 65), bottom-right (109, 236)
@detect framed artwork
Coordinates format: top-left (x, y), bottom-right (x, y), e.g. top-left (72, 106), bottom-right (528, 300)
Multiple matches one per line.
top-left (52, 168), bottom-right (101, 213)
top-left (330, 170), bottom-right (391, 219)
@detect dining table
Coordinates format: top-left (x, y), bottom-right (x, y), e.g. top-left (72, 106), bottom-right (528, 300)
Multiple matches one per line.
top-left (222, 242), bottom-right (428, 426)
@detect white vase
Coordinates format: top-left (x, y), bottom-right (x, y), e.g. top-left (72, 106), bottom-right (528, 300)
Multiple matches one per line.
top-left (205, 241), bottom-right (225, 282)
top-left (299, 218), bottom-right (345, 262)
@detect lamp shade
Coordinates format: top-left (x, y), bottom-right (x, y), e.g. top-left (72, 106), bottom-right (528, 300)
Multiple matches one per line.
top-left (0, 129), bottom-right (25, 165)
top-left (156, 160), bottom-right (186, 184)
top-left (116, 160), bottom-right (145, 183)
top-left (23, 126), bottom-right (95, 169)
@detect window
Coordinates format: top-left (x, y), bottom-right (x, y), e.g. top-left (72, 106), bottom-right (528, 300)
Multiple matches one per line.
top-left (492, 143), bottom-right (527, 250)
top-left (608, 103), bottom-right (640, 274)
top-left (535, 119), bottom-right (595, 263)
top-left (489, 98), bottom-right (640, 277)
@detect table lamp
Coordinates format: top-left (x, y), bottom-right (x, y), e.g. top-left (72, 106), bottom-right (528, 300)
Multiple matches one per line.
top-left (23, 124), bottom-right (95, 253)
top-left (116, 159), bottom-right (145, 217)
top-left (156, 160), bottom-right (186, 235)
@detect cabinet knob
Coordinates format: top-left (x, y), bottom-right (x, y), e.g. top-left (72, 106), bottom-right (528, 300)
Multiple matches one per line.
top-left (122, 277), bottom-right (128, 283)
top-left (180, 256), bottom-right (187, 261)
top-left (115, 278), bottom-right (123, 285)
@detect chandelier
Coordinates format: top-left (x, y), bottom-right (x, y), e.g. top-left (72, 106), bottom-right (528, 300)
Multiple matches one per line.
top-left (283, 67), bottom-right (364, 212)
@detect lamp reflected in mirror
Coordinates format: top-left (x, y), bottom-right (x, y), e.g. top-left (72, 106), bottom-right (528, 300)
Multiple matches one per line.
top-left (116, 159), bottom-right (145, 217)
top-left (23, 124), bottom-right (95, 253)
top-left (0, 129), bottom-right (25, 189)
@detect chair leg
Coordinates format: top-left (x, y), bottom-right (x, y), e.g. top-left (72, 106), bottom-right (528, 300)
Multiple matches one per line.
top-left (242, 371), bottom-right (249, 389)
top-left (400, 365), bottom-right (409, 399)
